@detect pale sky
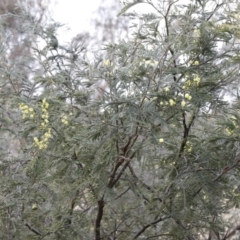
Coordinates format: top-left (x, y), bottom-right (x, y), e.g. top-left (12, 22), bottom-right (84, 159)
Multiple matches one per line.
top-left (50, 0), bottom-right (113, 43)
top-left (46, 0), bottom-right (197, 45)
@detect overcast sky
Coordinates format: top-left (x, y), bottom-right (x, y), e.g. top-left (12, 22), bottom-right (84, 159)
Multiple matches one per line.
top-left (50, 0), bottom-right (111, 43)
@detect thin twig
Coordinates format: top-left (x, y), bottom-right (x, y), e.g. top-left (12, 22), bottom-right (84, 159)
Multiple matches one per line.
top-left (114, 186), bottom-right (131, 201)
top-left (133, 216), bottom-right (169, 239)
top-left (25, 222), bottom-right (42, 236)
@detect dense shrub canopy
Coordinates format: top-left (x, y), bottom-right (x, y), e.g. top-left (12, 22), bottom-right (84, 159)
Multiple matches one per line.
top-left (2, 0), bottom-right (240, 239)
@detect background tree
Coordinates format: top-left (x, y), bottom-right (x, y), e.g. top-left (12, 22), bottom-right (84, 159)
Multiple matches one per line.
top-left (0, 0), bottom-right (52, 239)
top-left (67, 0), bottom-right (129, 48)
top-left (2, 0), bottom-right (240, 239)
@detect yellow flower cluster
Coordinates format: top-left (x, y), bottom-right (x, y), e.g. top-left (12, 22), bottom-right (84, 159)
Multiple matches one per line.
top-left (193, 75), bottom-right (200, 85)
top-left (164, 87), bottom-right (169, 92)
top-left (185, 141), bottom-right (192, 153)
top-left (159, 138), bottom-right (164, 143)
top-left (193, 29), bottom-right (200, 43)
top-left (160, 97), bottom-right (189, 107)
top-left (19, 103), bottom-right (35, 119)
top-left (159, 84), bottom-right (192, 108)
top-left (41, 98), bottom-right (49, 129)
top-left (61, 115), bottom-right (68, 125)
top-left (226, 128), bottom-right (233, 136)
top-left (34, 128), bottom-right (52, 150)
top-left (160, 101), bottom-right (168, 106)
top-left (183, 74), bottom-right (200, 90)
top-left (183, 80), bottom-right (191, 90)
top-left (103, 59), bottom-right (112, 67)
top-left (226, 116), bottom-right (238, 136)
top-left (140, 59), bottom-right (159, 68)
top-left (185, 93), bottom-right (192, 101)
top-left (193, 29), bottom-right (200, 37)
top-left (169, 99), bottom-right (176, 106)
top-left (33, 98), bottom-right (52, 150)
top-left (181, 100), bottom-right (186, 107)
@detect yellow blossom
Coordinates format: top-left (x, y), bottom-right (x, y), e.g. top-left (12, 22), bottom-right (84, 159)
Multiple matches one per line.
top-left (185, 141), bottom-right (192, 152)
top-left (193, 29), bottom-right (200, 37)
top-left (164, 87), bottom-right (169, 92)
top-left (32, 203), bottom-right (38, 210)
top-left (61, 120), bottom-right (68, 125)
top-left (39, 143), bottom-right (47, 150)
top-left (42, 98), bottom-right (49, 109)
top-left (193, 75), bottom-right (200, 86)
top-left (187, 147), bottom-right (192, 153)
top-left (103, 59), bottom-right (111, 67)
top-left (44, 132), bottom-right (51, 138)
top-left (185, 93), bottom-right (192, 100)
top-left (226, 128), bottom-right (233, 135)
top-left (61, 115), bottom-right (69, 125)
top-left (34, 128), bottom-right (51, 150)
top-left (159, 138), bottom-right (164, 143)
top-left (193, 61), bottom-right (199, 65)
top-left (169, 99), bottom-right (176, 106)
top-left (181, 100), bottom-right (186, 107)
top-left (19, 103), bottom-right (36, 119)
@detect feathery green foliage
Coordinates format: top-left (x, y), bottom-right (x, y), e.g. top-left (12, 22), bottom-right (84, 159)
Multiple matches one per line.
top-left (1, 0), bottom-right (240, 239)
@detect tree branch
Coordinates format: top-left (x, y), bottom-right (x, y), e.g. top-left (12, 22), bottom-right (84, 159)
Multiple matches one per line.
top-left (192, 158), bottom-right (240, 197)
top-left (25, 222), bottom-right (42, 236)
top-left (222, 224), bottom-right (240, 240)
top-left (108, 157), bottom-right (131, 188)
top-left (95, 195), bottom-right (105, 240)
top-left (133, 216), bottom-right (169, 239)
top-left (114, 186), bottom-right (131, 201)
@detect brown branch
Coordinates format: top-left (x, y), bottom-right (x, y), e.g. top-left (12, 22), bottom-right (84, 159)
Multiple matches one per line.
top-left (192, 159), bottom-right (240, 197)
top-left (133, 216), bottom-right (169, 239)
top-left (68, 190), bottom-right (80, 225)
top-left (95, 195), bottom-right (105, 240)
top-left (213, 159), bottom-right (240, 182)
top-left (108, 157), bottom-right (131, 188)
top-left (114, 186), bottom-right (131, 201)
top-left (120, 135), bottom-right (135, 155)
top-left (108, 156), bottom-right (125, 188)
top-left (222, 224), bottom-right (240, 240)
top-left (108, 134), bottom-right (138, 188)
top-left (25, 222), bottom-right (42, 236)
top-left (178, 111), bottom-right (196, 159)
top-left (128, 134), bottom-right (139, 152)
top-left (206, 3), bottom-right (224, 21)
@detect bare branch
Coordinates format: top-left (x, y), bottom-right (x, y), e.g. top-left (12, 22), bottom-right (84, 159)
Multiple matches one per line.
top-left (25, 222), bottom-right (42, 236)
top-left (222, 224), bottom-right (240, 240)
top-left (133, 216), bottom-right (170, 239)
top-left (95, 195), bottom-right (105, 240)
